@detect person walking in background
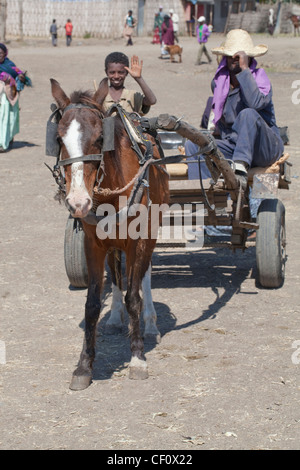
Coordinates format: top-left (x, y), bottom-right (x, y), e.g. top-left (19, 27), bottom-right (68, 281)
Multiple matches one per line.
top-left (65, 19), bottom-right (73, 47)
top-left (0, 43), bottom-right (31, 152)
top-left (50, 19), bottom-right (58, 47)
top-left (195, 16), bottom-right (212, 65)
top-left (268, 8), bottom-right (275, 35)
top-left (160, 14), bottom-right (174, 59)
top-left (124, 10), bottom-right (136, 46)
top-left (158, 5), bottom-right (165, 19)
top-left (158, 5), bottom-right (165, 43)
top-left (152, 12), bottom-right (162, 44)
top-left (169, 9), bottom-right (179, 43)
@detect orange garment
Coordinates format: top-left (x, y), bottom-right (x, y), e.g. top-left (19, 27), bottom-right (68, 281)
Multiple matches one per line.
top-left (152, 27), bottom-right (160, 44)
top-left (65, 22), bottom-right (73, 35)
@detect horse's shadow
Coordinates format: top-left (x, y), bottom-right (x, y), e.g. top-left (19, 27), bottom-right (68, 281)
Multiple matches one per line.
top-left (77, 247), bottom-right (256, 382)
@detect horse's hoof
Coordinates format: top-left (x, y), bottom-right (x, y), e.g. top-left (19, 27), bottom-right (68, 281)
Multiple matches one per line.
top-left (144, 332), bottom-right (161, 344)
top-left (129, 367), bottom-right (149, 380)
top-left (105, 323), bottom-right (123, 335)
top-left (129, 357), bottom-right (149, 380)
top-left (69, 374), bottom-right (92, 391)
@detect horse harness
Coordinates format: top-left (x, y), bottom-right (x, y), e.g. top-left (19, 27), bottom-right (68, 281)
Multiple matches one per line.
top-left (45, 102), bottom-right (175, 211)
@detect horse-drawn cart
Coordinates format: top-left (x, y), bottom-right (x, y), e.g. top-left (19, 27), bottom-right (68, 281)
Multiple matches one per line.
top-left (63, 113), bottom-right (291, 290)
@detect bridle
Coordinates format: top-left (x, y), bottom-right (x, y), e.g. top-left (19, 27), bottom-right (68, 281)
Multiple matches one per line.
top-left (57, 103), bottom-right (104, 168)
top-left (46, 99), bottom-right (221, 224)
top-left (45, 102), bottom-right (105, 200)
top-left (47, 102), bottom-right (161, 197)
top-left (46, 101), bottom-right (181, 218)
top-left (57, 153), bottom-right (103, 167)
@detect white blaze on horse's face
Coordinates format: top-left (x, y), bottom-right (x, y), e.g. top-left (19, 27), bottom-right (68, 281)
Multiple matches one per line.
top-left (63, 119), bottom-right (92, 218)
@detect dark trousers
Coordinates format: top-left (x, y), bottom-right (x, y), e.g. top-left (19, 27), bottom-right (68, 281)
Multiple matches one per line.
top-left (186, 108), bottom-right (283, 180)
top-left (217, 108), bottom-right (283, 168)
top-left (51, 34), bottom-right (57, 46)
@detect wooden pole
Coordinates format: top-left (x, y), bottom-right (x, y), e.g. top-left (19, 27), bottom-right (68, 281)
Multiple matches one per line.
top-left (156, 114), bottom-right (239, 190)
top-left (18, 0), bottom-right (23, 41)
top-left (224, 4), bottom-right (232, 35)
top-left (0, 0), bottom-right (7, 42)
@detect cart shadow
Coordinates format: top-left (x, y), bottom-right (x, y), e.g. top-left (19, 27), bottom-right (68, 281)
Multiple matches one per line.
top-left (152, 247), bottom-right (258, 327)
top-left (82, 246), bottom-right (257, 382)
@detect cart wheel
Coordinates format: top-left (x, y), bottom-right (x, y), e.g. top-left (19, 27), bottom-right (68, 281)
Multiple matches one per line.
top-left (64, 215), bottom-right (88, 288)
top-left (256, 199), bottom-right (286, 288)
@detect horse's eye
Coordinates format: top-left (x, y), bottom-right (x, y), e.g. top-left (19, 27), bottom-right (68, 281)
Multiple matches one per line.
top-left (95, 135), bottom-right (103, 146)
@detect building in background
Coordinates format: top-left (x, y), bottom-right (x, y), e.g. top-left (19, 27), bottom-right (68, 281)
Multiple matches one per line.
top-left (3, 0), bottom-right (299, 40)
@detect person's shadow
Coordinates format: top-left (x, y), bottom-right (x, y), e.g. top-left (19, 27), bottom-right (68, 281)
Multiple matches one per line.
top-left (9, 141), bottom-right (38, 150)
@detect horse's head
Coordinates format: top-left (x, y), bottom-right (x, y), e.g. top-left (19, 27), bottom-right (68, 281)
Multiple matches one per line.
top-left (50, 78), bottom-right (108, 218)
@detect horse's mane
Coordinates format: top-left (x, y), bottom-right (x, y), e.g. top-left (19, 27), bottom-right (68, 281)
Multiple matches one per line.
top-left (70, 89), bottom-right (103, 113)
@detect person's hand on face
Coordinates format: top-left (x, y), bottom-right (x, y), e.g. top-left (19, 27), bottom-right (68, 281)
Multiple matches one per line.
top-left (233, 51), bottom-right (250, 71)
top-left (227, 51), bottom-right (250, 74)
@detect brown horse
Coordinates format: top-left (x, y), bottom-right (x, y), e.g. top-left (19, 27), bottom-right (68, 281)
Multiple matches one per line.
top-left (290, 15), bottom-right (300, 36)
top-left (50, 78), bottom-right (169, 390)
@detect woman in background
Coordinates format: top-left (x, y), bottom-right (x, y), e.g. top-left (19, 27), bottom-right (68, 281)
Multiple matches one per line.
top-left (160, 15), bottom-right (174, 59)
top-left (124, 10), bottom-right (136, 46)
top-left (0, 43), bottom-right (31, 152)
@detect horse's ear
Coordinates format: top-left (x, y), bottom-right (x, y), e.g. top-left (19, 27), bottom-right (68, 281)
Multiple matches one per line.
top-left (50, 78), bottom-right (71, 110)
top-left (93, 77), bottom-right (109, 107)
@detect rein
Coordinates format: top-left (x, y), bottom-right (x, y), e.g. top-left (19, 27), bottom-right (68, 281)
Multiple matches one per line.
top-left (107, 103), bottom-right (155, 166)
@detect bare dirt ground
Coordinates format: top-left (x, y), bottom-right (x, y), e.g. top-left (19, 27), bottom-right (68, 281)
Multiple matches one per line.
top-left (0, 33), bottom-right (300, 451)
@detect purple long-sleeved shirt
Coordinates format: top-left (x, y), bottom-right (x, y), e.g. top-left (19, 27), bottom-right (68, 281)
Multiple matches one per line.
top-left (196, 24), bottom-right (210, 44)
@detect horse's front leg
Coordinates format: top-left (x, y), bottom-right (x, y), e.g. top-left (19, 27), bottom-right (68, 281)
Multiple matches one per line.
top-left (126, 243), bottom-right (156, 380)
top-left (126, 282), bottom-right (148, 380)
top-left (142, 263), bottom-right (161, 344)
top-left (105, 249), bottom-right (125, 334)
top-left (70, 242), bottom-right (105, 391)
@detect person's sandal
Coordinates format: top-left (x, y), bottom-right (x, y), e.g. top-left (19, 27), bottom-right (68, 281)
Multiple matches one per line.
top-left (234, 161), bottom-right (248, 190)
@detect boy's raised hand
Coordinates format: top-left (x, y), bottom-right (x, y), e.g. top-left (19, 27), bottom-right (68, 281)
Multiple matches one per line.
top-left (124, 55), bottom-right (143, 79)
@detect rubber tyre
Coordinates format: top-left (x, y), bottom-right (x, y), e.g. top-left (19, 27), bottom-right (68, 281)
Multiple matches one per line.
top-left (64, 215), bottom-right (88, 288)
top-left (256, 199), bottom-right (286, 288)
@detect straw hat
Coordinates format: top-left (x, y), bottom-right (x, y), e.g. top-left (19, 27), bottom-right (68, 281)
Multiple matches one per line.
top-left (211, 29), bottom-right (268, 57)
top-left (198, 16), bottom-right (206, 22)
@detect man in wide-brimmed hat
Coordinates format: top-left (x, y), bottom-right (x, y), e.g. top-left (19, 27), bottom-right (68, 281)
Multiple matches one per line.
top-left (187, 29), bottom-right (283, 188)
